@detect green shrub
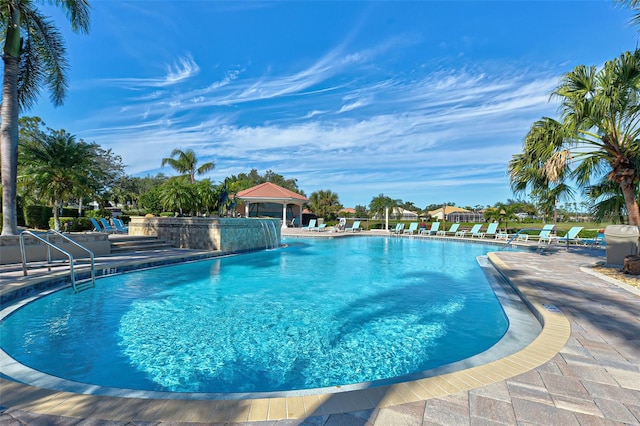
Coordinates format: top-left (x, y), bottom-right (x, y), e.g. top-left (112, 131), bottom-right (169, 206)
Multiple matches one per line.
top-left (83, 209), bottom-right (111, 219)
top-left (122, 209), bottom-right (145, 216)
top-left (24, 205), bottom-right (52, 229)
top-left (160, 212), bottom-right (174, 217)
top-left (61, 207), bottom-right (79, 218)
top-left (48, 217), bottom-right (94, 231)
top-left (118, 215), bottom-right (130, 224)
top-left (49, 217), bottom-right (74, 231)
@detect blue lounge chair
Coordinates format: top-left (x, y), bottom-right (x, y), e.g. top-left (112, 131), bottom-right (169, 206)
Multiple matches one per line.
top-left (113, 218), bottom-right (129, 233)
top-left (404, 222), bottom-right (419, 234)
top-left (470, 224), bottom-right (486, 238)
top-left (437, 223), bottom-right (460, 236)
top-left (90, 217), bottom-right (103, 232)
top-left (517, 224), bottom-right (555, 242)
top-left (457, 224), bottom-right (482, 237)
top-left (543, 226), bottom-right (584, 244)
top-left (480, 222), bottom-right (499, 238)
top-left (427, 222), bottom-right (441, 235)
top-left (581, 232), bottom-right (605, 248)
top-left (346, 221), bottom-right (361, 232)
top-left (312, 223), bottom-right (327, 232)
top-left (99, 218), bottom-right (116, 233)
top-left (392, 223), bottom-right (405, 234)
top-left (302, 219), bottom-right (317, 231)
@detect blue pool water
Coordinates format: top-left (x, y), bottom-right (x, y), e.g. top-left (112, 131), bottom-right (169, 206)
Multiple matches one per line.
top-left (1, 237), bottom-right (510, 394)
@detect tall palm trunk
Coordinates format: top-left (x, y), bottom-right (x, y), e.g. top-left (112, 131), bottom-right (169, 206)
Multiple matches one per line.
top-left (620, 183), bottom-right (640, 225)
top-left (1, 6), bottom-right (21, 235)
top-left (610, 154), bottom-right (640, 226)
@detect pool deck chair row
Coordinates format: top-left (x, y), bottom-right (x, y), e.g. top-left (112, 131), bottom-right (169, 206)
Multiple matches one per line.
top-left (91, 217), bottom-right (128, 234)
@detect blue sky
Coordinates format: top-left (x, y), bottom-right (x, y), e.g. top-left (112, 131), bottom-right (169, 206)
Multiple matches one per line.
top-left (31, 1), bottom-right (639, 209)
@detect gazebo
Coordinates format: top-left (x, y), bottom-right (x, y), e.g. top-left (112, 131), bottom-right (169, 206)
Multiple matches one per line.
top-left (236, 182), bottom-right (309, 228)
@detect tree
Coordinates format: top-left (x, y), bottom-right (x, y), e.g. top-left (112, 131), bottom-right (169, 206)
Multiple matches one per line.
top-left (19, 129), bottom-right (101, 231)
top-left (161, 148), bottom-right (214, 183)
top-left (586, 178), bottom-right (627, 224)
top-left (158, 177), bottom-right (196, 215)
top-left (309, 189), bottom-right (341, 220)
top-left (369, 194), bottom-right (400, 219)
top-left (225, 169), bottom-right (304, 195)
top-left (509, 50), bottom-right (640, 225)
top-left (354, 204), bottom-right (368, 218)
top-left (1, 0), bottom-right (91, 235)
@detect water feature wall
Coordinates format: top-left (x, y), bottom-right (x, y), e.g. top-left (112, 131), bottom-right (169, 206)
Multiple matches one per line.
top-left (128, 217), bottom-right (281, 253)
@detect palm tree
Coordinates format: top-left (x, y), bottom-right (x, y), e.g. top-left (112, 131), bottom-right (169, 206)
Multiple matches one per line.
top-left (509, 50), bottom-right (640, 226)
top-left (19, 130), bottom-right (100, 231)
top-left (158, 177), bottom-right (196, 215)
top-left (308, 190), bottom-right (341, 220)
top-left (1, 0), bottom-right (91, 235)
top-left (586, 178), bottom-right (628, 224)
top-left (369, 194), bottom-right (401, 219)
top-left (161, 148), bottom-right (215, 184)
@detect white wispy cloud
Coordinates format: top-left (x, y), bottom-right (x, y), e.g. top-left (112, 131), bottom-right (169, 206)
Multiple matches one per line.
top-left (75, 37), bottom-right (563, 207)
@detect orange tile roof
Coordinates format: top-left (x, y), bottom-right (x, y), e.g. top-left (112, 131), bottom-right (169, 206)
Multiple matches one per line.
top-left (236, 182), bottom-right (309, 202)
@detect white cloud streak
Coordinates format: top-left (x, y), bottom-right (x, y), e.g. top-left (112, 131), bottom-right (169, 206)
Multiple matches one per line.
top-left (73, 39), bottom-right (561, 207)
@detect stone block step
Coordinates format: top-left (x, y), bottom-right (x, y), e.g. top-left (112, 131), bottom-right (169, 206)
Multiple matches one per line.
top-left (108, 235), bottom-right (173, 253)
top-left (110, 242), bottom-right (174, 253)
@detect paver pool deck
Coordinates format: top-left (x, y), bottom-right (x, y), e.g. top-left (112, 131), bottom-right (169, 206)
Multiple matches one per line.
top-left (0, 230), bottom-right (638, 425)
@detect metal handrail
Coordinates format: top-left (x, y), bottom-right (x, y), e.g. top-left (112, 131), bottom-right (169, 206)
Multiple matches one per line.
top-left (49, 230), bottom-right (95, 289)
top-left (19, 230), bottom-right (95, 293)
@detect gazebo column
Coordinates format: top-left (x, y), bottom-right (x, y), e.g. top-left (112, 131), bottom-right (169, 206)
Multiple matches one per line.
top-left (244, 202), bottom-right (250, 218)
top-left (282, 203), bottom-right (287, 228)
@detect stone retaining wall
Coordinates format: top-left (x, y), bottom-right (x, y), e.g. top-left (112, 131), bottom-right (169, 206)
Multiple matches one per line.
top-left (0, 233), bottom-right (110, 265)
top-left (128, 217), bottom-right (281, 253)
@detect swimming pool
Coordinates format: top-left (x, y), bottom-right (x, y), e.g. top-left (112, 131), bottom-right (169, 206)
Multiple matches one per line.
top-left (1, 236), bottom-right (518, 396)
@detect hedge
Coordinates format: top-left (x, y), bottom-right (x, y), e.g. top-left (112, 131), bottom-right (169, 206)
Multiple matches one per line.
top-left (48, 217), bottom-right (93, 232)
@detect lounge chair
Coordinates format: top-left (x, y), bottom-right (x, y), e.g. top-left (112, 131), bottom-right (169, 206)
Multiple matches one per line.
top-left (346, 221), bottom-right (361, 232)
top-left (90, 217), bottom-right (103, 232)
top-left (302, 219), bottom-right (317, 231)
top-left (392, 223), bottom-right (405, 234)
top-left (581, 232), bottom-right (605, 248)
top-left (543, 226), bottom-right (584, 244)
top-left (311, 223), bottom-right (327, 232)
top-left (437, 223), bottom-right (460, 236)
top-left (470, 224), bottom-right (486, 238)
top-left (426, 222), bottom-right (441, 235)
top-left (404, 222), bottom-right (419, 234)
top-left (113, 218), bottom-right (129, 233)
top-left (99, 218), bottom-right (117, 233)
top-left (479, 222), bottom-right (499, 238)
top-left (456, 224), bottom-right (482, 237)
top-left (516, 224), bottom-right (555, 242)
